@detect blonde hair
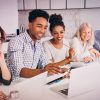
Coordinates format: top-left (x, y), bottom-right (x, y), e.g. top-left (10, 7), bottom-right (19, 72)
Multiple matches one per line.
top-left (75, 22), bottom-right (94, 45)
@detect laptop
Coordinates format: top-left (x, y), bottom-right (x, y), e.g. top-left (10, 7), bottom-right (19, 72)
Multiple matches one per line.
top-left (10, 72), bottom-right (47, 100)
top-left (70, 61), bottom-right (85, 68)
top-left (51, 62), bottom-right (100, 98)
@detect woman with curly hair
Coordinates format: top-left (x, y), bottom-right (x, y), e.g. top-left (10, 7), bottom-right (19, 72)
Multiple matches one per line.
top-left (43, 14), bottom-right (74, 67)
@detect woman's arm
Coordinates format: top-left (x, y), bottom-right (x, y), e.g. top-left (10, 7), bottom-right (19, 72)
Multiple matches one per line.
top-left (43, 41), bottom-right (54, 63)
top-left (0, 51), bottom-right (11, 82)
top-left (50, 48), bottom-right (75, 67)
top-left (89, 48), bottom-right (100, 57)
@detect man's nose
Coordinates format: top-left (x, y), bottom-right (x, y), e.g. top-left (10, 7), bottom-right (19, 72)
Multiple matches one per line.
top-left (40, 28), bottom-right (46, 34)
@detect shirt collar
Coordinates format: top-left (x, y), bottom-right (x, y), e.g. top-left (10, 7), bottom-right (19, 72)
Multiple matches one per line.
top-left (24, 30), bottom-right (41, 44)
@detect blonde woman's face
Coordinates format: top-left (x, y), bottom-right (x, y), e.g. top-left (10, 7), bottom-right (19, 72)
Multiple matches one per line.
top-left (51, 25), bottom-right (64, 42)
top-left (80, 27), bottom-right (92, 42)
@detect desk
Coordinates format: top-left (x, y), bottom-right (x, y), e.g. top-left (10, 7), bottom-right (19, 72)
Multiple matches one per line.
top-left (0, 77), bottom-right (69, 100)
top-left (68, 86), bottom-right (100, 100)
top-left (43, 61), bottom-right (100, 100)
top-left (41, 84), bottom-right (100, 100)
top-left (0, 78), bottom-right (26, 96)
top-left (0, 62), bottom-right (100, 100)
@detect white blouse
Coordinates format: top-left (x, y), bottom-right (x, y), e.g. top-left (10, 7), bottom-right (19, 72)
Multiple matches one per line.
top-left (71, 37), bottom-right (93, 61)
top-left (43, 39), bottom-right (70, 63)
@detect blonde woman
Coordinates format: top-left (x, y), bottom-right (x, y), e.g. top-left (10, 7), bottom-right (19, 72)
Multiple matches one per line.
top-left (0, 26), bottom-right (11, 85)
top-left (71, 22), bottom-right (100, 62)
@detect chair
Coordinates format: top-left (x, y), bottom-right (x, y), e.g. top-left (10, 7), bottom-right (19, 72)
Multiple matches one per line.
top-left (93, 30), bottom-right (100, 52)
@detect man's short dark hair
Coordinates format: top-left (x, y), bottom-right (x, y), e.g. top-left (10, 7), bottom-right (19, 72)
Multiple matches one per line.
top-left (28, 9), bottom-right (49, 22)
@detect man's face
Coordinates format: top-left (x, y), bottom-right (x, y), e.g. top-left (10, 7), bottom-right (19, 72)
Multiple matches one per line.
top-left (29, 17), bottom-right (48, 40)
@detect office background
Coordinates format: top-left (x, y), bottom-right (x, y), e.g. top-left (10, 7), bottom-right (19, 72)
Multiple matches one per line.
top-left (0, 0), bottom-right (100, 38)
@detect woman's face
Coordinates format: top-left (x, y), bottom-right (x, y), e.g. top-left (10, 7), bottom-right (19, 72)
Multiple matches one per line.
top-left (80, 26), bottom-right (92, 42)
top-left (51, 25), bottom-right (64, 42)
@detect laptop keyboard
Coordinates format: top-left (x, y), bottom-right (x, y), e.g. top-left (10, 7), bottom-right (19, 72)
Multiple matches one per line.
top-left (59, 89), bottom-right (68, 96)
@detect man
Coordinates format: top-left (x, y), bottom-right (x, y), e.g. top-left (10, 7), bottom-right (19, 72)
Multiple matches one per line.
top-left (7, 9), bottom-right (63, 80)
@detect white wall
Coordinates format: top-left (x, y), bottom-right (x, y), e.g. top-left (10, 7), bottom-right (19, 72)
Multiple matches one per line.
top-left (0, 0), bottom-right (18, 34)
top-left (18, 9), bottom-right (100, 38)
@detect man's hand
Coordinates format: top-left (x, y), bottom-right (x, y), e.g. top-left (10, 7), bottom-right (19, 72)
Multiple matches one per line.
top-left (44, 63), bottom-right (68, 75)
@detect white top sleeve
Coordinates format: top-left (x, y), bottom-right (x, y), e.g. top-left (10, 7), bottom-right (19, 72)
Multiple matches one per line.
top-left (43, 41), bottom-right (53, 63)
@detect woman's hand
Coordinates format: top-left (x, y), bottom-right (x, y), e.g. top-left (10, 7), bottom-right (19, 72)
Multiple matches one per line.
top-left (0, 50), bottom-right (5, 65)
top-left (89, 48), bottom-right (100, 57)
top-left (69, 48), bottom-right (75, 61)
top-left (83, 56), bottom-right (93, 63)
top-left (0, 91), bottom-right (7, 100)
top-left (0, 49), bottom-right (5, 66)
top-left (95, 51), bottom-right (100, 57)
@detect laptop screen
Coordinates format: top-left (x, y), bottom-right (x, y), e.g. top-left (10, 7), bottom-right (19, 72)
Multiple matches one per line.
top-left (68, 62), bottom-right (100, 98)
top-left (51, 62), bottom-right (100, 98)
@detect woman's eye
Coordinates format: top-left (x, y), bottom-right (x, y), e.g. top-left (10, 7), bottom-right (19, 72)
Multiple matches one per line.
top-left (60, 31), bottom-right (64, 34)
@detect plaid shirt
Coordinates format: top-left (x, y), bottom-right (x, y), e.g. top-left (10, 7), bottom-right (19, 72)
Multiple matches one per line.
top-left (7, 31), bottom-right (48, 80)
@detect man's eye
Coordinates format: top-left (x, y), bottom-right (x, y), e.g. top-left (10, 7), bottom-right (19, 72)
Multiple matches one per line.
top-left (53, 33), bottom-right (58, 35)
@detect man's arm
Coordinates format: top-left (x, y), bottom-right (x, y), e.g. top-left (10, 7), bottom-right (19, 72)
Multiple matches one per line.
top-left (20, 68), bottom-right (45, 78)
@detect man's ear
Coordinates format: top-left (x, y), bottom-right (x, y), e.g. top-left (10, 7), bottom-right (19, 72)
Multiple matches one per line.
top-left (28, 23), bottom-right (32, 29)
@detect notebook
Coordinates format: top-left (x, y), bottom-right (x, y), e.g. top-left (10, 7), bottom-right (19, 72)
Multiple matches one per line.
top-left (51, 62), bottom-right (100, 98)
top-left (11, 72), bottom-right (47, 100)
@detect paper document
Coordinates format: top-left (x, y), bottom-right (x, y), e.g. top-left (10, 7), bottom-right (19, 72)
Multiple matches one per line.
top-left (46, 65), bottom-right (69, 84)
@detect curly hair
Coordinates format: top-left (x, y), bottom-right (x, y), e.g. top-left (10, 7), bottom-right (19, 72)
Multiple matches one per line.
top-left (49, 14), bottom-right (65, 32)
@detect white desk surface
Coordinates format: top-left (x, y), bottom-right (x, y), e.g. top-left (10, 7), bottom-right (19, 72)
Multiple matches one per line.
top-left (0, 77), bottom-right (69, 100)
top-left (0, 61), bottom-right (100, 100)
